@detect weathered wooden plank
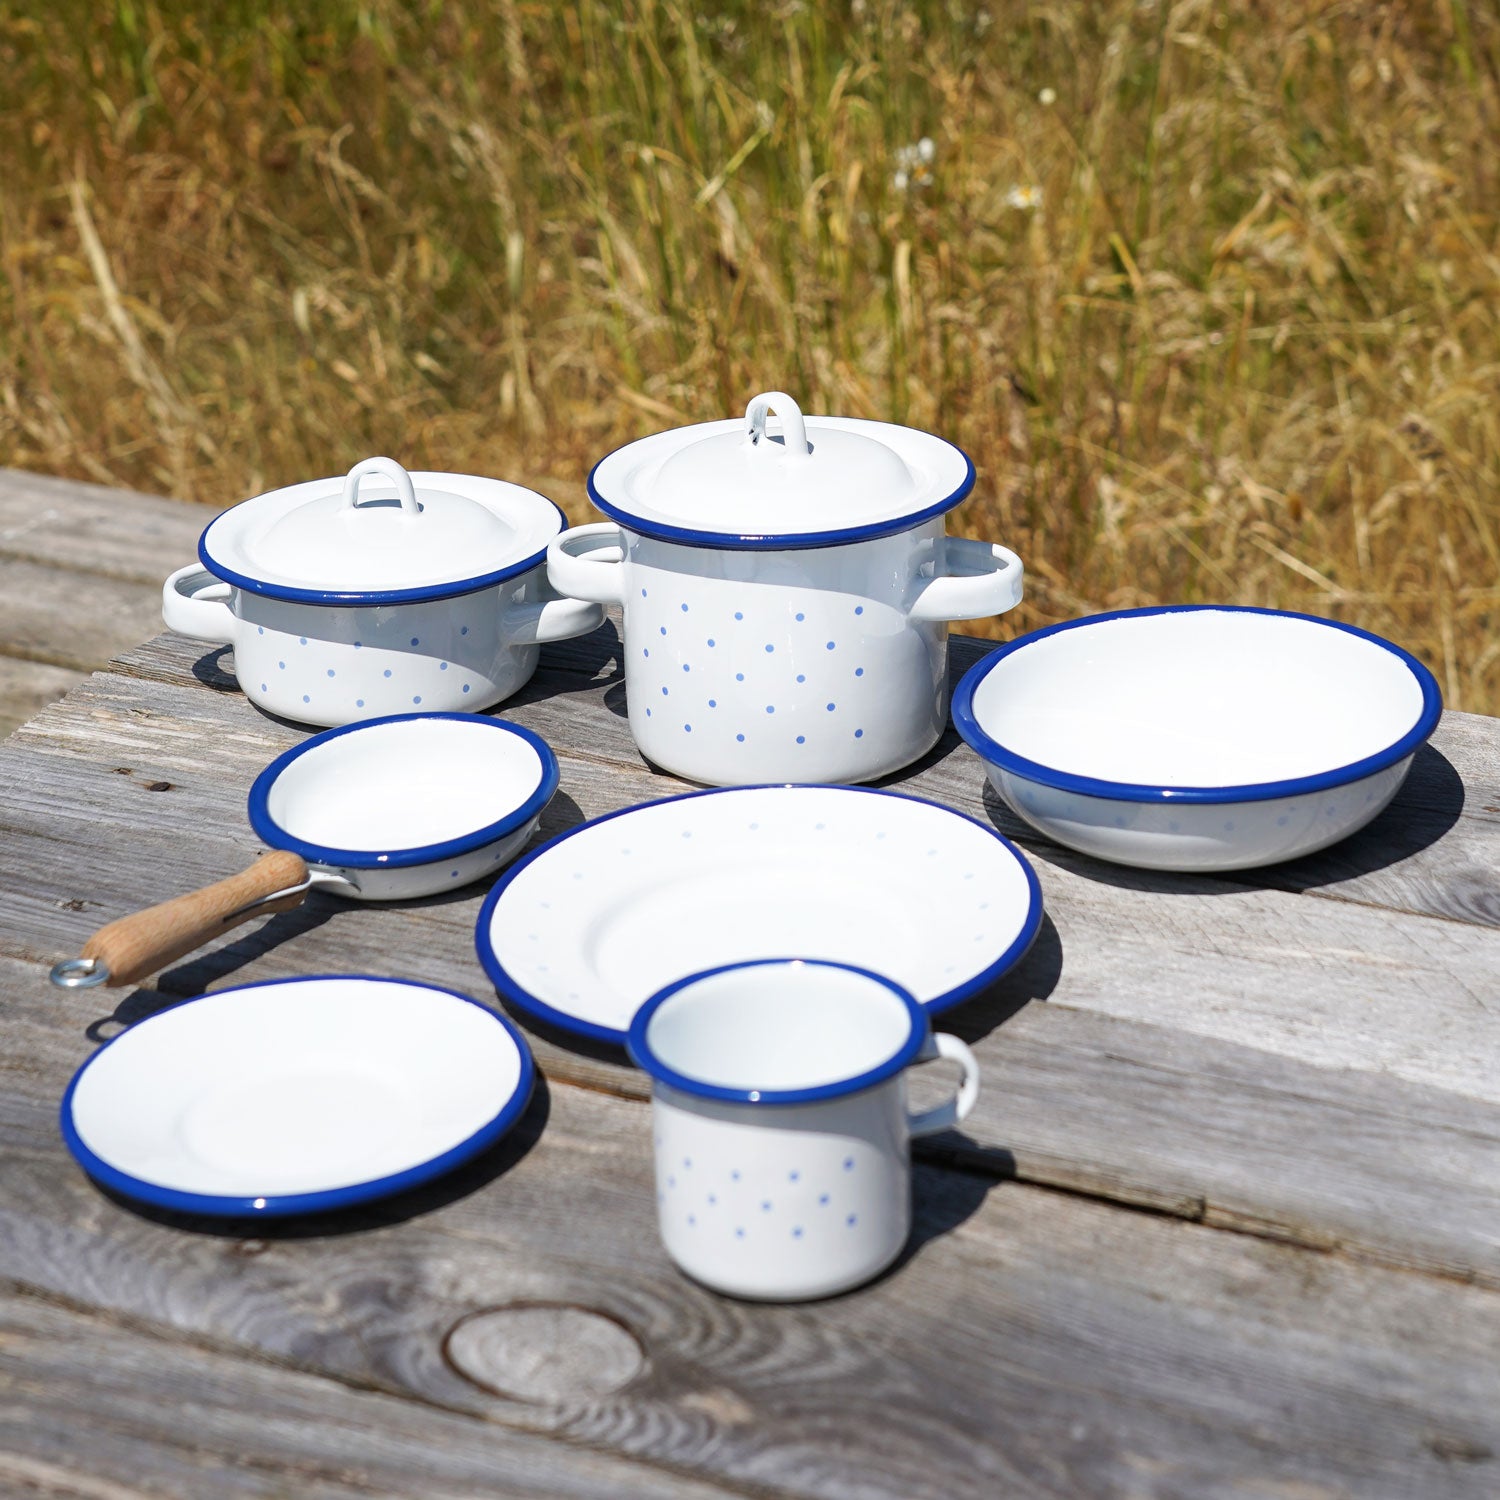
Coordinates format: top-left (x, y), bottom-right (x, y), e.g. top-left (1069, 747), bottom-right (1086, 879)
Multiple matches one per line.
top-left (0, 466), bottom-right (205, 585)
top-left (0, 1290), bottom-right (747, 1500)
top-left (0, 965), bottom-right (1496, 1500)
top-left (0, 656), bottom-right (81, 741)
top-left (5, 653), bottom-right (1500, 1287)
top-left (0, 557), bottom-right (170, 674)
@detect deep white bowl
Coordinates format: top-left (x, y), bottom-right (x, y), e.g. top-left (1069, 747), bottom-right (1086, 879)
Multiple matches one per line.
top-left (952, 606), bottom-right (1442, 871)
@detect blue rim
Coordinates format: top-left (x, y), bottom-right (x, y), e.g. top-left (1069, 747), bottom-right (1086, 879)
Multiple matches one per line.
top-left (585, 440), bottom-right (976, 551)
top-left (247, 713), bottom-right (558, 870)
top-left (952, 605), bottom-right (1444, 805)
top-left (58, 975), bottom-right (536, 1218)
top-left (474, 783), bottom-right (1044, 1047)
top-left (197, 496), bottom-right (567, 605)
top-left (627, 958), bottom-right (929, 1106)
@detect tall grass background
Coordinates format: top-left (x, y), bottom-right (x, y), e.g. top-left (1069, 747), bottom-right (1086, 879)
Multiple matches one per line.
top-left (2, 1), bottom-right (1497, 707)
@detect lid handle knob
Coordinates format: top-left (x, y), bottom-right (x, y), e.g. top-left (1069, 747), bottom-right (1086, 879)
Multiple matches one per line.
top-left (340, 456), bottom-right (421, 518)
top-left (744, 391), bottom-right (811, 463)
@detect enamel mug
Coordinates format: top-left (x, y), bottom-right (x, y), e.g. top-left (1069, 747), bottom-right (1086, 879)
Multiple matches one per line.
top-left (626, 958), bottom-right (981, 1301)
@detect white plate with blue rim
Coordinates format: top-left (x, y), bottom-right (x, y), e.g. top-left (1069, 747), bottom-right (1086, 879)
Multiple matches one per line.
top-left (60, 976), bottom-right (535, 1217)
top-left (952, 605), bottom-right (1443, 871)
top-left (475, 784), bottom-right (1043, 1046)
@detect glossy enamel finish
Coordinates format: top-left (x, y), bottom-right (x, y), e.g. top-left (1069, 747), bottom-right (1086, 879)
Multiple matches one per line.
top-left (475, 784), bottom-right (1043, 1045)
top-left (247, 713), bottom-right (558, 900)
top-left (60, 976), bottom-right (535, 1217)
top-left (627, 959), bottom-right (980, 1301)
top-left (953, 606), bottom-right (1443, 871)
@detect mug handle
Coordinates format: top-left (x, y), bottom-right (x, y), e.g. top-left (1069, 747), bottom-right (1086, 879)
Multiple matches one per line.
top-left (547, 522), bottom-right (629, 605)
top-left (906, 1033), bottom-right (981, 1138)
top-left (907, 538), bottom-right (1024, 623)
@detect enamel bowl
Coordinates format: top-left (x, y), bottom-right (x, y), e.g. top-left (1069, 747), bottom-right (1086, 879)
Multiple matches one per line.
top-left (952, 606), bottom-right (1443, 872)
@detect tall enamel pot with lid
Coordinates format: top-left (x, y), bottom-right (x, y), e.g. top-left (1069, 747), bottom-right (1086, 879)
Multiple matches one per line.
top-left (547, 391), bottom-right (1024, 785)
top-left (162, 457), bottom-right (603, 727)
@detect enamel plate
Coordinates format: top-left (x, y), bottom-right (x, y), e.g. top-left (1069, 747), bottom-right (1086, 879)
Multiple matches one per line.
top-left (61, 977), bottom-right (534, 1216)
top-left (475, 785), bottom-right (1043, 1045)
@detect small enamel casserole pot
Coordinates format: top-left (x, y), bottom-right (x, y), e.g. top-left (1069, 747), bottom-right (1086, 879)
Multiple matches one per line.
top-left (164, 456), bottom-right (604, 728)
top-left (547, 391), bottom-right (1023, 785)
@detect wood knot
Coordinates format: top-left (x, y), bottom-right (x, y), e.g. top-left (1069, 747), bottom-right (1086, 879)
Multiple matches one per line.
top-left (144, 780), bottom-right (173, 792)
top-left (444, 1302), bottom-right (646, 1402)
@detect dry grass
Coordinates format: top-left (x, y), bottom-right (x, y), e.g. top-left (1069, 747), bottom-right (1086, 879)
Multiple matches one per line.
top-left (2, 1), bottom-right (1498, 707)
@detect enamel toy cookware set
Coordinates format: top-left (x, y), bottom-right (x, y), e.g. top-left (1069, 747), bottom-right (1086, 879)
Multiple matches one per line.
top-left (51, 388), bottom-right (1442, 1299)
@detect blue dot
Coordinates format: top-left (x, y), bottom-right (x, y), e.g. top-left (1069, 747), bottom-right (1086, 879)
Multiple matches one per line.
top-left (644, 648), bottom-right (650, 658)
top-left (661, 686), bottom-right (668, 696)
top-left (843, 1157), bottom-right (855, 1171)
top-left (827, 702), bottom-right (836, 711)
top-left (353, 641), bottom-right (362, 650)
top-left (818, 1193), bottom-right (831, 1205)
top-left (792, 1226), bottom-right (804, 1238)
top-left (731, 1170), bottom-right (741, 1181)
top-left (680, 603), bottom-right (688, 612)
top-left (708, 698), bottom-right (717, 708)
top-left (855, 728), bottom-right (864, 738)
top-left (688, 1214), bottom-right (696, 1226)
top-left (795, 612), bottom-right (804, 621)
top-left (326, 668), bottom-right (335, 678)
top-left (846, 1214), bottom-right (858, 1227)
top-left (659, 626), bottom-right (667, 636)
top-left (460, 625), bottom-right (469, 636)
top-left (855, 667), bottom-right (864, 677)
top-left (668, 1176), bottom-right (676, 1189)
top-left (855, 605), bottom-right (864, 615)
top-left (1277, 815), bottom-right (1289, 826)
top-left (765, 644), bottom-right (774, 653)
top-left (761, 1200), bottom-right (772, 1212)
top-left (707, 638), bottom-right (715, 647)
top-left (299, 636), bottom-right (307, 645)
top-left (682, 663), bottom-right (690, 672)
top-left (641, 587), bottom-right (647, 597)
top-left (826, 641), bottom-right (835, 650)
top-left (736, 733), bottom-right (745, 742)
top-left (735, 1227), bottom-right (745, 1238)
top-left (735, 672), bottom-right (744, 682)
top-left (646, 708), bottom-right (652, 717)
top-left (278, 661), bottom-right (286, 670)
top-left (440, 661), bottom-right (448, 671)
top-left (683, 1157), bottom-right (692, 1169)
top-left (765, 705), bottom-right (774, 714)
top-left (260, 682), bottom-right (267, 691)
top-left (734, 611), bottom-right (743, 620)
top-left (789, 1170), bottom-right (800, 1182)
top-left (302, 694), bottom-right (310, 703)
top-left (684, 724), bottom-right (692, 732)
top-left (462, 684), bottom-right (470, 693)
top-left (796, 735), bottom-right (805, 744)
top-left (413, 695), bottom-right (422, 704)
top-left (796, 673), bottom-right (805, 683)
top-left (450, 869), bottom-right (459, 878)
top-left (356, 699), bottom-right (364, 707)
top-left (410, 637), bottom-right (419, 646)
top-left (384, 669), bottom-right (392, 677)
top-left (257, 626), bottom-right (264, 635)
top-left (708, 1194), bottom-right (717, 1205)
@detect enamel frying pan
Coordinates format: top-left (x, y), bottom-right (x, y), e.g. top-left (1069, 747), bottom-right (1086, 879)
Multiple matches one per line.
top-left (50, 713), bottom-right (558, 991)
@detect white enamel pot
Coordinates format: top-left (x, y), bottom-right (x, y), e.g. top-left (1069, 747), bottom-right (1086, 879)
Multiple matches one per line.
top-left (547, 392), bottom-right (1023, 785)
top-left (164, 457), bottom-right (603, 728)
top-left (50, 713), bottom-right (558, 991)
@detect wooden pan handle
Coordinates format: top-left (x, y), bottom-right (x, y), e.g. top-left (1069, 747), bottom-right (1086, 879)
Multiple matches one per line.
top-left (54, 850), bottom-right (311, 990)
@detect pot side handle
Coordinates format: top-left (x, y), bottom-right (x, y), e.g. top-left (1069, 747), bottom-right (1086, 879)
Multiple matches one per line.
top-left (907, 538), bottom-right (1024, 623)
top-left (163, 563), bottom-right (237, 644)
top-left (906, 1033), bottom-right (981, 1138)
top-left (503, 582), bottom-right (607, 645)
top-left (547, 523), bottom-right (629, 606)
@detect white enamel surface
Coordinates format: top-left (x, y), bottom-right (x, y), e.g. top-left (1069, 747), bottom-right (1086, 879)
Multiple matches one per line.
top-left (485, 786), bottom-right (1036, 1035)
top-left (591, 413), bottom-right (971, 542)
top-left (327, 820), bottom-right (538, 902)
top-left (203, 466), bottom-right (562, 593)
top-left (68, 979), bottom-right (526, 1198)
top-left (652, 1082), bottom-right (910, 1300)
top-left (990, 758), bottom-right (1412, 872)
top-left (971, 611), bottom-right (1427, 787)
top-left (267, 717), bottom-right (545, 854)
top-left (618, 526), bottom-right (949, 784)
top-left (226, 575), bottom-right (541, 727)
top-left (645, 964), bottom-right (916, 1093)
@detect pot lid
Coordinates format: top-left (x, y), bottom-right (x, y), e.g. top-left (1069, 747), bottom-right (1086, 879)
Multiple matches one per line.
top-left (199, 457), bottom-right (566, 604)
top-left (587, 391), bottom-right (976, 550)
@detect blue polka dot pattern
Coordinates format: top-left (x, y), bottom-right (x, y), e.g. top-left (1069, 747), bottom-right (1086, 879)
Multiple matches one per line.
top-left (356, 699), bottom-right (365, 707)
top-left (736, 733), bottom-right (745, 742)
top-left (383, 668), bottom-right (392, 678)
top-left (462, 684), bottom-right (471, 693)
top-left (440, 661), bottom-right (448, 671)
top-left (302, 694), bottom-right (310, 703)
top-left (326, 669), bottom-right (335, 678)
top-left (409, 637), bottom-right (420, 646)
top-left (299, 637), bottom-right (308, 645)
top-left (681, 603), bottom-right (689, 612)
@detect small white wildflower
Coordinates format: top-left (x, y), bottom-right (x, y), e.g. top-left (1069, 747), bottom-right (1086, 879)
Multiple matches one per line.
top-left (917, 137), bottom-right (935, 164)
top-left (1038, 87), bottom-right (1057, 106)
top-left (892, 138), bottom-right (936, 192)
top-left (1004, 184), bottom-right (1042, 210)
top-left (975, 9), bottom-right (992, 36)
top-left (893, 169), bottom-right (909, 192)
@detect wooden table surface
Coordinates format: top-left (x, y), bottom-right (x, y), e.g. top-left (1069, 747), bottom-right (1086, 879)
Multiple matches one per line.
top-left (3, 505), bottom-right (1500, 1496)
